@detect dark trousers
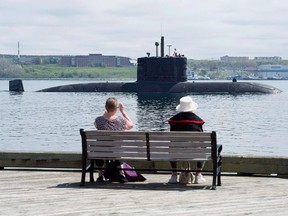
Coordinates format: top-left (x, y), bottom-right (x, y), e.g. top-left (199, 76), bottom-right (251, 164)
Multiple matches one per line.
top-left (95, 160), bottom-right (121, 167)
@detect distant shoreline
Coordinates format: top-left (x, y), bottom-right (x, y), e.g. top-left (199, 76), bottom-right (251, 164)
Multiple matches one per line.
top-left (0, 64), bottom-right (137, 79)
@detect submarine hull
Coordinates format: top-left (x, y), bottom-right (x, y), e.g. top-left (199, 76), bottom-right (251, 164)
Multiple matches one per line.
top-left (37, 81), bottom-right (281, 94)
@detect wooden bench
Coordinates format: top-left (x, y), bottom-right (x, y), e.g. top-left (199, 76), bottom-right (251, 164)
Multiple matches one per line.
top-left (80, 129), bottom-right (222, 189)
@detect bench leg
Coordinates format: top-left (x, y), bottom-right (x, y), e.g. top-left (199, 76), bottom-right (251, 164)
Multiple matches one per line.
top-left (212, 159), bottom-right (218, 190)
top-left (212, 175), bottom-right (217, 190)
top-left (89, 159), bottom-right (95, 183)
top-left (218, 169), bottom-right (222, 186)
top-left (217, 156), bottom-right (222, 186)
top-left (80, 158), bottom-right (87, 186)
top-left (80, 171), bottom-right (86, 186)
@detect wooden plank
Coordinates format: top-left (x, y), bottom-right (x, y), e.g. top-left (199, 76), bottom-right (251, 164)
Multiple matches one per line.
top-left (148, 137), bottom-right (211, 142)
top-left (87, 136), bottom-right (147, 141)
top-left (148, 131), bottom-right (210, 137)
top-left (85, 131), bottom-right (147, 140)
top-left (87, 152), bottom-right (147, 159)
top-left (85, 130), bottom-right (146, 136)
top-left (87, 140), bottom-right (147, 147)
top-left (150, 153), bottom-right (210, 161)
top-left (1, 171), bottom-right (288, 216)
top-left (88, 146), bottom-right (147, 153)
top-left (150, 148), bottom-right (211, 154)
top-left (149, 142), bottom-right (211, 148)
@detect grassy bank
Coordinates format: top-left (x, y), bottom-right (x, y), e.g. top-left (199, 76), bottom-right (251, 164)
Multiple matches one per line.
top-left (8, 64), bottom-right (137, 79)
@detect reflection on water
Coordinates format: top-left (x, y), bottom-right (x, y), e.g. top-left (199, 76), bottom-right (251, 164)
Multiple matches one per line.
top-left (137, 93), bottom-right (182, 131)
top-left (0, 80), bottom-right (288, 156)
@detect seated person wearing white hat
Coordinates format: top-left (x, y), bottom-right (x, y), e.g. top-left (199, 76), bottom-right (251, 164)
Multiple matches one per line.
top-left (167, 96), bottom-right (206, 184)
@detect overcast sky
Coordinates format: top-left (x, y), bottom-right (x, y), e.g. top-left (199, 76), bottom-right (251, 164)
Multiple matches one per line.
top-left (1, 0), bottom-right (288, 60)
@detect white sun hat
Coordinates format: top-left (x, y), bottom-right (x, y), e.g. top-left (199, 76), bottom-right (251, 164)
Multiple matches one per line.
top-left (176, 96), bottom-right (198, 112)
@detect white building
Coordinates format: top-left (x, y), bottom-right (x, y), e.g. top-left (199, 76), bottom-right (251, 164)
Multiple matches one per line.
top-left (257, 65), bottom-right (288, 79)
top-left (254, 56), bottom-right (282, 61)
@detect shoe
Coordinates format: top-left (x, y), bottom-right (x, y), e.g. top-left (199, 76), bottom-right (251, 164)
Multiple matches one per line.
top-left (194, 175), bottom-right (206, 184)
top-left (118, 174), bottom-right (128, 183)
top-left (168, 175), bottom-right (178, 184)
top-left (96, 176), bottom-right (104, 182)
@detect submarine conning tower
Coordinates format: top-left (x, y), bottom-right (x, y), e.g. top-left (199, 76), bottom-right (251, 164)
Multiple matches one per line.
top-left (137, 36), bottom-right (187, 83)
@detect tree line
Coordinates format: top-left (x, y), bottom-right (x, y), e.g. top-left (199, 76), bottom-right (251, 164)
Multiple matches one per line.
top-left (1, 57), bottom-right (287, 79)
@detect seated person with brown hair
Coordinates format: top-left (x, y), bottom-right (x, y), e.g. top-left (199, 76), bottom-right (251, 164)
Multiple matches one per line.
top-left (94, 96), bottom-right (133, 183)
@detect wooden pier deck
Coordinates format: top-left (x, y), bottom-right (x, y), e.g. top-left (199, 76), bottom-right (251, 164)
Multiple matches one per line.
top-left (1, 169), bottom-right (288, 215)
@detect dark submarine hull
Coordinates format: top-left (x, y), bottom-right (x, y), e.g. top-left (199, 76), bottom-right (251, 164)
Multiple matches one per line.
top-left (37, 81), bottom-right (281, 94)
top-left (36, 37), bottom-right (282, 94)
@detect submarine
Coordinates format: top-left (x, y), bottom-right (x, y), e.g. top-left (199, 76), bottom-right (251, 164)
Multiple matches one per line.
top-left (37, 36), bottom-right (281, 94)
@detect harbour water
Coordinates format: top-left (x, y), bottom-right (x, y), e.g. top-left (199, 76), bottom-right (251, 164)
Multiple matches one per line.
top-left (0, 79), bottom-right (287, 156)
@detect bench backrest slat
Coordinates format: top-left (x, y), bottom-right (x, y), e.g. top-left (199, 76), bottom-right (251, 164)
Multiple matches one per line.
top-left (87, 140), bottom-right (147, 147)
top-left (81, 130), bottom-right (216, 161)
top-left (149, 141), bottom-right (211, 148)
top-left (88, 151), bottom-right (148, 160)
top-left (86, 131), bottom-right (146, 139)
top-left (88, 146), bottom-right (147, 153)
top-left (149, 147), bottom-right (211, 154)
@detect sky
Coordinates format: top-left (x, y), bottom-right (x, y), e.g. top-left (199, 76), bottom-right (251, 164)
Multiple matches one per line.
top-left (1, 0), bottom-right (288, 60)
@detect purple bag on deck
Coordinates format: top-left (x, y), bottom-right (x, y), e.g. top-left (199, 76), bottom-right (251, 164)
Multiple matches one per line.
top-left (122, 162), bottom-right (146, 182)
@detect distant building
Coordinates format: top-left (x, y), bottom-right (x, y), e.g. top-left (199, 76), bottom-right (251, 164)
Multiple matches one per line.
top-left (254, 56), bottom-right (282, 61)
top-left (60, 56), bottom-right (74, 66)
top-left (257, 65), bottom-right (288, 79)
top-left (220, 55), bottom-right (249, 61)
top-left (89, 54), bottom-right (102, 66)
top-left (59, 53), bottom-right (132, 67)
top-left (75, 55), bottom-right (89, 67)
top-left (102, 55), bottom-right (117, 67)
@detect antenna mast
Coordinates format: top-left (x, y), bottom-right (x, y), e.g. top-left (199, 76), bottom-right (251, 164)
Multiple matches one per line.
top-left (17, 41), bottom-right (20, 59)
